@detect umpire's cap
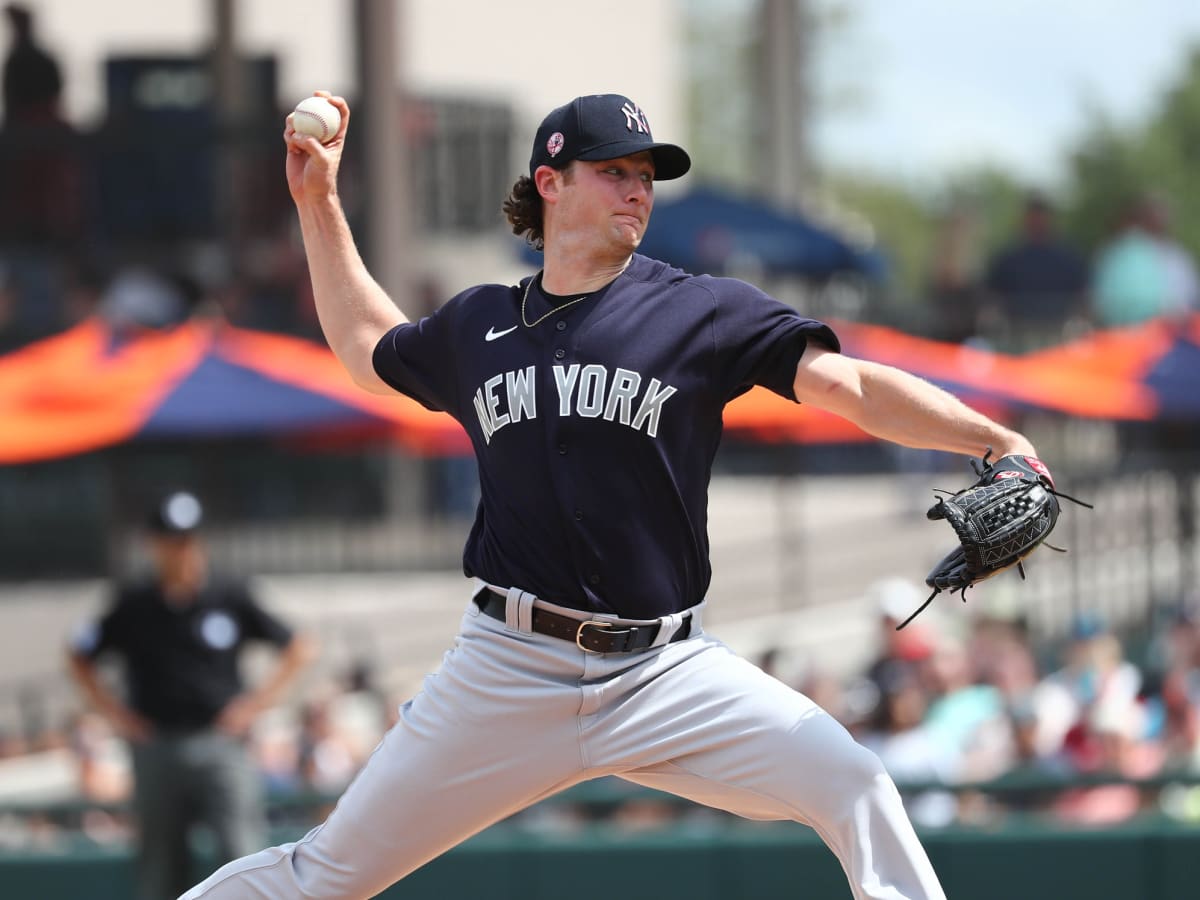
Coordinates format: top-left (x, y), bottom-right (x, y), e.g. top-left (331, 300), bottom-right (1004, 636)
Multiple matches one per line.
top-left (529, 94), bottom-right (691, 181)
top-left (148, 491), bottom-right (204, 535)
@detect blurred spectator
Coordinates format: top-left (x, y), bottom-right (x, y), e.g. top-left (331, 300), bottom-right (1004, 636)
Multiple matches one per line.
top-left (296, 694), bottom-right (359, 794)
top-left (1158, 597), bottom-right (1200, 674)
top-left (1053, 694), bottom-right (1163, 826)
top-left (924, 203), bottom-right (984, 344)
top-left (858, 660), bottom-right (959, 827)
top-left (1, 2), bottom-right (59, 124)
top-left (1144, 599), bottom-right (1200, 770)
top-left (329, 659), bottom-right (390, 759)
top-left (96, 264), bottom-right (188, 332)
top-left (0, 3), bottom-right (85, 245)
top-left (919, 639), bottom-right (1013, 782)
top-left (229, 228), bottom-right (321, 338)
top-left (996, 696), bottom-right (1075, 807)
top-left (0, 4), bottom-right (84, 350)
top-left (1091, 194), bottom-right (1200, 327)
top-left (966, 610), bottom-right (1040, 704)
top-left (1153, 666), bottom-right (1200, 769)
top-left (68, 710), bottom-right (130, 804)
top-left (864, 577), bottom-right (936, 697)
top-left (59, 256), bottom-right (106, 326)
top-left (981, 192), bottom-right (1090, 350)
top-left (1031, 613), bottom-right (1142, 764)
top-left (249, 707), bottom-right (301, 795)
top-left (65, 490), bottom-right (316, 900)
top-left (0, 259), bottom-right (17, 351)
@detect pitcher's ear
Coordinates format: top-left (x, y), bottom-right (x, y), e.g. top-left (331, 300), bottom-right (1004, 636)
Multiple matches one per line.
top-left (533, 165), bottom-right (564, 202)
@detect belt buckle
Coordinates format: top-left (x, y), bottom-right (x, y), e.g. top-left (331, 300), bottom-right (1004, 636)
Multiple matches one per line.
top-left (576, 620), bottom-right (612, 653)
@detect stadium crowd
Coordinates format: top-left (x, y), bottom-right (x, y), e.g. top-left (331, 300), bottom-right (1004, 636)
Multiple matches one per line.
top-left (0, 584), bottom-right (1197, 854)
top-left (826, 580), bottom-right (1200, 828)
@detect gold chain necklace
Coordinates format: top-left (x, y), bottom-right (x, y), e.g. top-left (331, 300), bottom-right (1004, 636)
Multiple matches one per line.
top-left (521, 275), bottom-right (592, 328)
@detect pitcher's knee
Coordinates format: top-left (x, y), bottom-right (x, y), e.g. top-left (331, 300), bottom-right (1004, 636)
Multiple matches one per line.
top-left (283, 841), bottom-right (380, 899)
top-left (803, 741), bottom-right (893, 825)
top-left (183, 836), bottom-right (377, 900)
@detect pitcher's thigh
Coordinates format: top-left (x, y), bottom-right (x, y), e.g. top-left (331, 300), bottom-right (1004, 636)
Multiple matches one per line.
top-left (619, 649), bottom-right (888, 825)
top-left (616, 653), bottom-right (944, 900)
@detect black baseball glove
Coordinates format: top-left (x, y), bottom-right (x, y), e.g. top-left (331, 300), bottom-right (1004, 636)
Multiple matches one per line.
top-left (895, 450), bottom-right (1091, 630)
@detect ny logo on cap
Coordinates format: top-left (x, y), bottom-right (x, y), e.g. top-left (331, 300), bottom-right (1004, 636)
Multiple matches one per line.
top-left (621, 101), bottom-right (650, 135)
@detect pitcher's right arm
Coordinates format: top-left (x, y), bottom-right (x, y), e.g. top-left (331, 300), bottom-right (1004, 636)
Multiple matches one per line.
top-left (284, 92), bottom-right (406, 394)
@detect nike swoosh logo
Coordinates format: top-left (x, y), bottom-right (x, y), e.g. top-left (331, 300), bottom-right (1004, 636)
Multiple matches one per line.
top-left (485, 325), bottom-right (518, 342)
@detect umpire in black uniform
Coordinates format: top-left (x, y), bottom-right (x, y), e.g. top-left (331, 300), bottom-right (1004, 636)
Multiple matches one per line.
top-left (67, 491), bottom-right (316, 900)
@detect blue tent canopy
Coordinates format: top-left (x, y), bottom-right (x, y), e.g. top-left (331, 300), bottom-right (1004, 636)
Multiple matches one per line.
top-left (638, 186), bottom-right (883, 278)
top-left (518, 185), bottom-right (885, 279)
top-left (1143, 332), bottom-right (1200, 419)
top-left (140, 354), bottom-right (371, 437)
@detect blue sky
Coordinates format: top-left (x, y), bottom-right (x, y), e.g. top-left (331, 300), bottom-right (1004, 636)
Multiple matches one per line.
top-left (806, 0), bottom-right (1200, 185)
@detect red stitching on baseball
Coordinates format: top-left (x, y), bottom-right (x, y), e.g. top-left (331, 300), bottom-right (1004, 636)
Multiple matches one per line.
top-left (295, 110), bottom-right (331, 141)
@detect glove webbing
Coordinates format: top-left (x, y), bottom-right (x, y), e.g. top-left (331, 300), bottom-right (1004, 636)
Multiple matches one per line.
top-left (898, 482), bottom-right (1094, 631)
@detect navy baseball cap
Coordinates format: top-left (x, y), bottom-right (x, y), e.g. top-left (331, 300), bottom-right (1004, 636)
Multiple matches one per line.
top-left (529, 94), bottom-right (691, 181)
top-left (148, 491), bottom-right (204, 535)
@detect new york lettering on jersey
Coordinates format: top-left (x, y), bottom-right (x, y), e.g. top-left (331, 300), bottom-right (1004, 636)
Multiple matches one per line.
top-left (471, 363), bottom-right (677, 443)
top-left (371, 254), bottom-right (838, 618)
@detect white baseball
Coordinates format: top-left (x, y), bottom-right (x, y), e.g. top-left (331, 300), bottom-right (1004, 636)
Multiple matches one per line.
top-left (291, 96), bottom-right (342, 144)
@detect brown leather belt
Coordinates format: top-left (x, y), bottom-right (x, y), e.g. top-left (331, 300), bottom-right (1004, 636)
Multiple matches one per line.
top-left (474, 588), bottom-right (692, 654)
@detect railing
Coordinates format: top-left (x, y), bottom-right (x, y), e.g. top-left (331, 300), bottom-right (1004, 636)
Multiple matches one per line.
top-left (2, 768), bottom-right (1199, 840)
top-left (2, 770), bottom-right (1200, 900)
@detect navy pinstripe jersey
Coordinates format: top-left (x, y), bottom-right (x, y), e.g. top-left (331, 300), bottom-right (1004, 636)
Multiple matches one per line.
top-left (373, 253), bottom-right (839, 619)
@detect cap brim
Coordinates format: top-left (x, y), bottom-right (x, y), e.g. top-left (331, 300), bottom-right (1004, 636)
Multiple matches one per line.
top-left (574, 141), bottom-right (691, 181)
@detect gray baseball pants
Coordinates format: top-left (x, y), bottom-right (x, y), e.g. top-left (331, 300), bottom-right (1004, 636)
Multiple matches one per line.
top-left (180, 586), bottom-right (945, 900)
top-left (134, 730), bottom-right (264, 900)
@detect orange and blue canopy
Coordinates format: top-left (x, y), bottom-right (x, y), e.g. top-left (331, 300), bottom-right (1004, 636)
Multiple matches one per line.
top-left (0, 319), bottom-right (468, 463)
top-left (721, 317), bottom-right (1161, 444)
top-left (2, 315), bottom-right (1191, 463)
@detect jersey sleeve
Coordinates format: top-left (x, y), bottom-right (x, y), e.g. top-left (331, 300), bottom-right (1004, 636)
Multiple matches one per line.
top-left (67, 593), bottom-right (126, 660)
top-left (232, 583), bottom-right (295, 648)
top-left (705, 276), bottom-right (841, 401)
top-left (371, 292), bottom-right (467, 415)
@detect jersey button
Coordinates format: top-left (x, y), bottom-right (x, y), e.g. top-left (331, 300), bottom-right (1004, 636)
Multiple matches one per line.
top-left (554, 348), bottom-right (566, 360)
top-left (557, 443), bottom-right (568, 455)
top-left (555, 320), bottom-right (567, 331)
top-left (588, 574), bottom-right (601, 586)
top-left (573, 509), bottom-right (584, 521)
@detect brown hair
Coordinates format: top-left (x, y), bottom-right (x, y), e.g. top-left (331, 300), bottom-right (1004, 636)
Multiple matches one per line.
top-left (501, 164), bottom-right (574, 251)
top-left (502, 175), bottom-right (544, 250)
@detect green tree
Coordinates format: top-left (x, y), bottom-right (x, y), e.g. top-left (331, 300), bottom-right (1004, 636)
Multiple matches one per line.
top-left (823, 166), bottom-right (1029, 308)
top-left (683, 0), bottom-right (758, 191)
top-left (1063, 45), bottom-right (1200, 254)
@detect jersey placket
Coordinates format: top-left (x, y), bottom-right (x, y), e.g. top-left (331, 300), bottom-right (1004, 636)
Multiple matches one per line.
top-left (535, 303), bottom-right (607, 607)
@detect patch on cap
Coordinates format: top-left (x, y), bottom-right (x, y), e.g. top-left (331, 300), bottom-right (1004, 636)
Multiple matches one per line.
top-left (157, 491), bottom-right (203, 532)
top-left (547, 132), bottom-right (564, 158)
